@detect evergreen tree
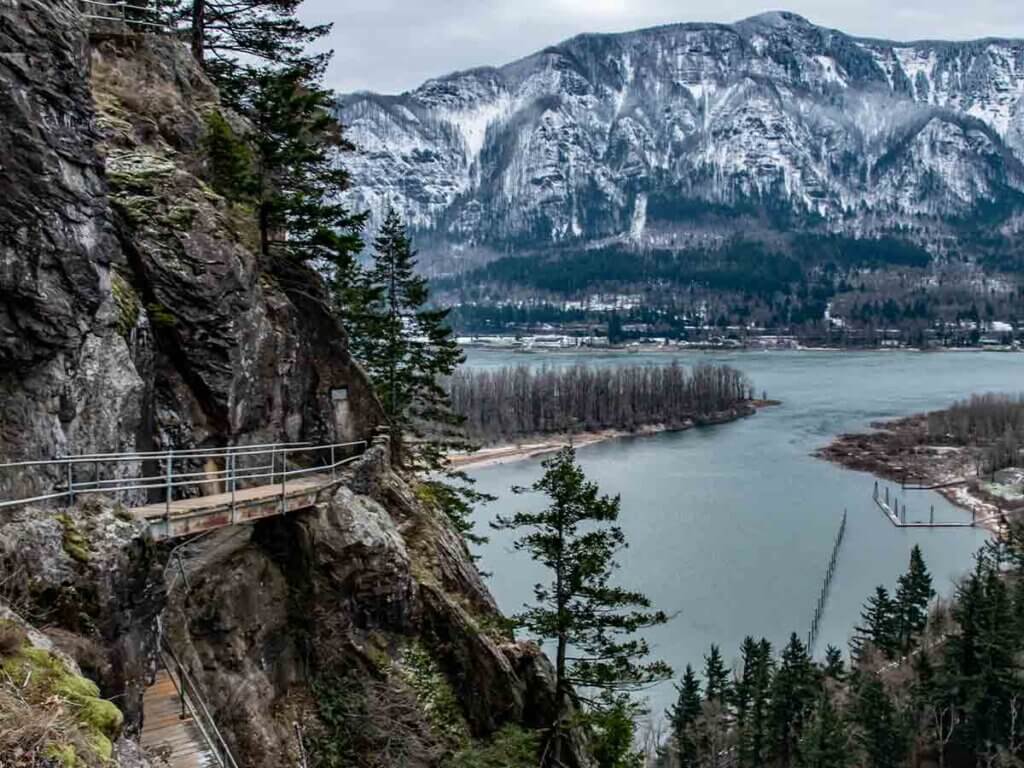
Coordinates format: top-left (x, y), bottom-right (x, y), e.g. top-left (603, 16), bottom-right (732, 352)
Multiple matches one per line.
top-left (944, 558), bottom-right (1019, 759)
top-left (797, 692), bottom-right (851, 768)
top-left (703, 644), bottom-right (731, 704)
top-left (349, 209), bottom-right (467, 472)
top-left (202, 110), bottom-right (254, 201)
top-left (666, 665), bottom-right (702, 768)
top-left (242, 62), bottom-right (365, 270)
top-left (173, 0), bottom-right (330, 104)
top-left (850, 676), bottom-right (908, 768)
top-left (492, 447), bottom-right (671, 765)
top-left (736, 638), bottom-right (774, 768)
top-left (823, 645), bottom-right (845, 681)
top-left (768, 633), bottom-right (817, 767)
top-left (895, 545), bottom-right (934, 653)
top-left (853, 586), bottom-right (899, 661)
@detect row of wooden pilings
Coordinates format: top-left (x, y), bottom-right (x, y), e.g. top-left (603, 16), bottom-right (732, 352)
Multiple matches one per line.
top-left (807, 509), bottom-right (847, 653)
top-left (873, 480), bottom-right (977, 527)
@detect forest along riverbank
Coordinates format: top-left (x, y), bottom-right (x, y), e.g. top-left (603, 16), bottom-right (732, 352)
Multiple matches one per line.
top-left (817, 394), bottom-right (1024, 531)
top-left (449, 401), bottom-right (780, 470)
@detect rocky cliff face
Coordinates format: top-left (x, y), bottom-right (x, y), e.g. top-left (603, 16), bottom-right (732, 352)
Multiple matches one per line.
top-left (1, 443), bottom-right (584, 767)
top-left (0, 4), bottom-right (581, 767)
top-left (1, 0), bottom-right (382, 502)
top-left (162, 440), bottom-right (582, 767)
top-left (337, 11), bottom-right (1024, 267)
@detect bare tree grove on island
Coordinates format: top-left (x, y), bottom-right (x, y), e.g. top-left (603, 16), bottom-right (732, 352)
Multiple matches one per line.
top-left (448, 362), bottom-right (754, 444)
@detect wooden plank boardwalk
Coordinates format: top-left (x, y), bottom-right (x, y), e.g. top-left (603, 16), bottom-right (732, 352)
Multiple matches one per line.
top-left (140, 669), bottom-right (215, 767)
top-left (131, 473), bottom-right (336, 540)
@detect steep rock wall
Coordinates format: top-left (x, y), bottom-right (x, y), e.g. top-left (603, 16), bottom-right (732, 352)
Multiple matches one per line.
top-left (163, 441), bottom-right (587, 767)
top-left (0, 1), bottom-right (384, 502)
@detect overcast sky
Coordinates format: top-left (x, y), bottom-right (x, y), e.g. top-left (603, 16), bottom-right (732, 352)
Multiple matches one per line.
top-left (298, 1), bottom-right (1024, 95)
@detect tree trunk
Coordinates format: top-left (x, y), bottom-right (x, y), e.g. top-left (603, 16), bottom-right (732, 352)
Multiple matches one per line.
top-left (551, 520), bottom-right (567, 767)
top-left (190, 0), bottom-right (205, 63)
top-left (258, 202), bottom-right (270, 261)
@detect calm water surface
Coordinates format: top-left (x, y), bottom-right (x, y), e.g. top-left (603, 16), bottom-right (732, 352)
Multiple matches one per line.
top-left (464, 349), bottom-right (1024, 717)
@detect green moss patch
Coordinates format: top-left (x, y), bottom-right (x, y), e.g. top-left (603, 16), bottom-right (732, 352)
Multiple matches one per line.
top-left (56, 514), bottom-right (92, 564)
top-left (1, 638), bottom-right (124, 765)
top-left (111, 271), bottom-right (140, 338)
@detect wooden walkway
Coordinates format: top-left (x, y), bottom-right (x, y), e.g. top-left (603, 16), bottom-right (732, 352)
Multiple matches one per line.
top-left (141, 670), bottom-right (215, 767)
top-left (131, 473), bottom-right (336, 540)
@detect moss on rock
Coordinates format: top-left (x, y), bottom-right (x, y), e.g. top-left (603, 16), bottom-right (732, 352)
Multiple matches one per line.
top-left (111, 270), bottom-right (140, 338)
top-left (1, 636), bottom-right (123, 765)
top-left (56, 514), bottom-right (92, 564)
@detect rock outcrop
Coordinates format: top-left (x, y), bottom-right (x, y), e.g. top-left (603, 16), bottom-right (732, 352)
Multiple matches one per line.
top-left (1, 0), bottom-right (383, 504)
top-left (163, 440), bottom-right (588, 767)
top-left (0, 4), bottom-right (585, 767)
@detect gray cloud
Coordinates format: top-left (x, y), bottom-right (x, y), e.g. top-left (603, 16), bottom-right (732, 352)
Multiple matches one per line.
top-left (297, 0), bottom-right (1024, 95)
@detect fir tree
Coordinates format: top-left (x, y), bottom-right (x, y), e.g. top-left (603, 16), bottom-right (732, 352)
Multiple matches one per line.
top-left (202, 111), bottom-right (254, 201)
top-left (173, 0), bottom-right (330, 104)
top-left (666, 665), bottom-right (702, 768)
top-left (736, 638), bottom-right (774, 768)
top-left (492, 447), bottom-right (671, 765)
top-left (853, 586), bottom-right (899, 661)
top-left (769, 633), bottom-right (817, 767)
top-left (895, 545), bottom-right (934, 652)
top-left (823, 645), bottom-right (845, 681)
top-left (850, 676), bottom-right (908, 768)
top-left (242, 62), bottom-right (365, 270)
top-left (797, 692), bottom-right (851, 768)
top-left (703, 644), bottom-right (731, 704)
top-left (350, 209), bottom-right (467, 472)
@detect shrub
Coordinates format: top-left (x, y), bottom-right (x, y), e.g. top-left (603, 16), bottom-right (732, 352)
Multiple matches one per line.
top-left (449, 725), bottom-right (541, 768)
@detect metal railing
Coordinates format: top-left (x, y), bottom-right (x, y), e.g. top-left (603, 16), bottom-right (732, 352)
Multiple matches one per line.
top-left (156, 616), bottom-right (241, 768)
top-left (79, 0), bottom-right (172, 31)
top-left (0, 440), bottom-right (367, 514)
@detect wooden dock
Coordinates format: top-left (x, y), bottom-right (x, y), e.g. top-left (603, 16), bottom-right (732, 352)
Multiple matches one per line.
top-left (131, 473), bottom-right (336, 540)
top-left (872, 482), bottom-right (976, 528)
top-left (140, 669), bottom-right (216, 767)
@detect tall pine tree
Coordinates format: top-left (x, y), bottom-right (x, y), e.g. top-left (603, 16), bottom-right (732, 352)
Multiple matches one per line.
top-left (895, 545), bottom-right (935, 653)
top-left (850, 676), bottom-right (908, 768)
top-left (703, 644), bottom-right (731, 704)
top-left (666, 665), bottom-right (702, 768)
top-left (797, 691), bottom-right (851, 768)
top-left (853, 586), bottom-right (899, 661)
top-left (174, 0), bottom-right (329, 105)
top-left (492, 447), bottom-right (671, 766)
top-left (348, 209), bottom-right (466, 472)
top-left (768, 633), bottom-right (817, 767)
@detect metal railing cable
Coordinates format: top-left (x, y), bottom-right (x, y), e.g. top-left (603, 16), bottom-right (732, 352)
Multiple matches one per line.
top-left (0, 440), bottom-right (366, 512)
top-left (155, 616), bottom-right (242, 768)
top-left (79, 0), bottom-right (173, 30)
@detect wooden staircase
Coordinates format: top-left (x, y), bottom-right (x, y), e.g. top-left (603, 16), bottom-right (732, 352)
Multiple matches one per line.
top-left (141, 669), bottom-right (217, 767)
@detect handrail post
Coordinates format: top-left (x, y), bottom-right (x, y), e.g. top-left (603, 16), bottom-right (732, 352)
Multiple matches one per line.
top-left (330, 443), bottom-right (336, 480)
top-left (229, 451), bottom-right (236, 523)
top-left (164, 448), bottom-right (173, 519)
top-left (280, 448), bottom-right (287, 514)
top-left (67, 461), bottom-right (74, 506)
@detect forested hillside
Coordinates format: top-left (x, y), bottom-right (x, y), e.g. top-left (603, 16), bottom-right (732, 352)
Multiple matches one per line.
top-left (657, 536), bottom-right (1024, 768)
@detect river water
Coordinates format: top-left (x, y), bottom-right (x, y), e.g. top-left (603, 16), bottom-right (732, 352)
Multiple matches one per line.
top-left (462, 349), bottom-right (1024, 718)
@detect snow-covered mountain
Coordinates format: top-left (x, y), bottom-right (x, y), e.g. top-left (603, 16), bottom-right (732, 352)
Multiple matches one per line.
top-left (336, 12), bottom-right (1024, 268)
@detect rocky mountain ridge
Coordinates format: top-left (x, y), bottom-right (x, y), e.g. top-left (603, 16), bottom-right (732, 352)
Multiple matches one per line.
top-left (337, 11), bottom-right (1024, 270)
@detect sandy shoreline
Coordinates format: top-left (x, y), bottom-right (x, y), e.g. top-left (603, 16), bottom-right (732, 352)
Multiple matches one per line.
top-left (449, 402), bottom-right (777, 470)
